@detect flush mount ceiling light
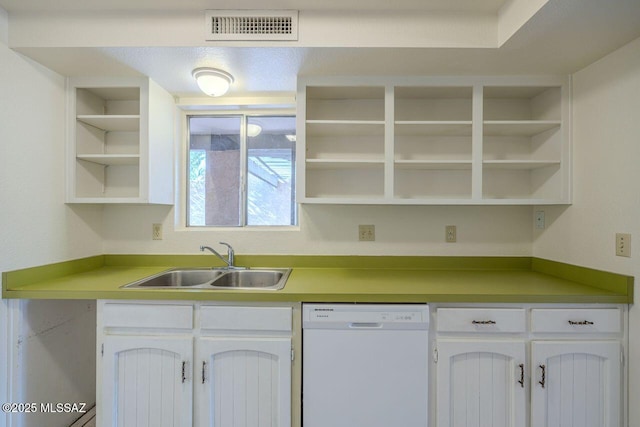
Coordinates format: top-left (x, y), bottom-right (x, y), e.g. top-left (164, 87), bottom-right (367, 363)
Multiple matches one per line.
top-left (192, 67), bottom-right (234, 97)
top-left (247, 123), bottom-right (262, 137)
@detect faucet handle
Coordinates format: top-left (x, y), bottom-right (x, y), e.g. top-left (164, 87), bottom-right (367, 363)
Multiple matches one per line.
top-left (219, 242), bottom-right (235, 266)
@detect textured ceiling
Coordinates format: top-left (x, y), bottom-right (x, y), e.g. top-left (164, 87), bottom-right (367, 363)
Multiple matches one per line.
top-left (0, 0), bottom-right (507, 13)
top-left (3, 0), bottom-right (640, 97)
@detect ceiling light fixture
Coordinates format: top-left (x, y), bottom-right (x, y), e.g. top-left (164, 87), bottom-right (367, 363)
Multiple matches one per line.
top-left (247, 123), bottom-right (262, 137)
top-left (192, 67), bottom-right (234, 97)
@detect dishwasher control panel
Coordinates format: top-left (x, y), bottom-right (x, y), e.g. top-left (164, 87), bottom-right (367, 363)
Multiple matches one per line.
top-left (303, 304), bottom-right (429, 330)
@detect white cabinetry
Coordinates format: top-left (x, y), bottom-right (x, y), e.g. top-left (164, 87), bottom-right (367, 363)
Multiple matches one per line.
top-left (102, 335), bottom-right (193, 427)
top-left (97, 301), bottom-right (297, 427)
top-left (435, 306), bottom-right (625, 427)
top-left (530, 308), bottom-right (622, 427)
top-left (436, 308), bottom-right (527, 427)
top-left (482, 86), bottom-right (565, 201)
top-left (530, 341), bottom-right (620, 427)
top-left (302, 86), bottom-right (386, 200)
top-left (437, 340), bottom-right (526, 427)
top-left (298, 76), bottom-right (570, 205)
top-left (67, 77), bottom-right (175, 204)
top-left (196, 338), bottom-right (291, 427)
top-left (195, 305), bottom-right (293, 427)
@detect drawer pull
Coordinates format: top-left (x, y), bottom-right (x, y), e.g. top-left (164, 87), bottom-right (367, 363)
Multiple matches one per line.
top-left (472, 320), bottom-right (496, 325)
top-left (568, 320), bottom-right (594, 326)
top-left (181, 361), bottom-right (187, 383)
top-left (518, 364), bottom-right (524, 388)
top-left (538, 364), bottom-right (546, 388)
top-left (202, 361), bottom-right (207, 384)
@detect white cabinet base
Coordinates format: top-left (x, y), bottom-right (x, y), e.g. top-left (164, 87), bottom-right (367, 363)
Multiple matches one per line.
top-left (531, 341), bottom-right (621, 427)
top-left (437, 339), bottom-right (527, 427)
top-left (97, 301), bottom-right (297, 427)
top-left (101, 335), bottom-right (193, 427)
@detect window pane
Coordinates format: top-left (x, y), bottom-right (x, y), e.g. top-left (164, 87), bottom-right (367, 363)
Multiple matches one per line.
top-left (246, 116), bottom-right (296, 226)
top-left (188, 149), bottom-right (206, 226)
top-left (188, 116), bottom-right (241, 226)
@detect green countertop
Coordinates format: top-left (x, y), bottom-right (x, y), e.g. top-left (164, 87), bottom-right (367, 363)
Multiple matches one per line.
top-left (1, 255), bottom-right (634, 304)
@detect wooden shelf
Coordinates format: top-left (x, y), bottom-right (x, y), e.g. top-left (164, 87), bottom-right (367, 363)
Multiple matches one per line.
top-left (67, 77), bottom-right (174, 204)
top-left (395, 160), bottom-right (472, 170)
top-left (484, 121), bottom-right (560, 137)
top-left (483, 160), bottom-right (561, 170)
top-left (299, 77), bottom-right (569, 205)
top-left (77, 115), bottom-right (140, 132)
top-left (395, 121), bottom-right (472, 136)
top-left (306, 120), bottom-right (385, 137)
top-left (306, 159), bottom-right (384, 169)
top-left (76, 154), bottom-right (140, 166)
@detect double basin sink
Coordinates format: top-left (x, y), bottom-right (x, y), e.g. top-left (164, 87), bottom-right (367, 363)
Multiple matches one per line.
top-left (122, 268), bottom-right (291, 291)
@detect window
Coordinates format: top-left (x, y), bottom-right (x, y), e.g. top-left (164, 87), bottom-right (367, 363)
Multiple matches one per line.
top-left (187, 115), bottom-right (296, 227)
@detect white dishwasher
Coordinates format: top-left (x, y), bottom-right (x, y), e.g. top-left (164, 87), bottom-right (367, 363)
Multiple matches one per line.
top-left (302, 304), bottom-right (429, 427)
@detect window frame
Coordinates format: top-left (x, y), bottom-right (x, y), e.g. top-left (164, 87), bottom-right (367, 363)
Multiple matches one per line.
top-left (180, 108), bottom-right (297, 229)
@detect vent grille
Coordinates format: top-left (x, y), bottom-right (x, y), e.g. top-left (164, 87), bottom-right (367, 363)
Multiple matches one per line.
top-left (205, 10), bottom-right (298, 41)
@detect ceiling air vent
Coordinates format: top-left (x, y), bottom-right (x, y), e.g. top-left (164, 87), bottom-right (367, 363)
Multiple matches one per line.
top-left (205, 10), bottom-right (299, 41)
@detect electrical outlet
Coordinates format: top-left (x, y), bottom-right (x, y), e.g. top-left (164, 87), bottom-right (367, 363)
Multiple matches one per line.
top-left (152, 223), bottom-right (163, 240)
top-left (358, 225), bottom-right (375, 241)
top-left (446, 225), bottom-right (457, 243)
top-left (616, 233), bottom-right (631, 257)
top-left (535, 210), bottom-right (545, 229)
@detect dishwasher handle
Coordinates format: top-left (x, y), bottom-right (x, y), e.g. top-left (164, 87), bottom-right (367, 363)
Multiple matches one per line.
top-left (349, 322), bottom-right (383, 329)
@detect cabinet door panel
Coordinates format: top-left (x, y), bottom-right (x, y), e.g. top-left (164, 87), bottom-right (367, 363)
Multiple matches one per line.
top-left (102, 335), bottom-right (193, 427)
top-left (437, 339), bottom-right (526, 427)
top-left (196, 338), bottom-right (291, 427)
top-left (531, 341), bottom-right (621, 427)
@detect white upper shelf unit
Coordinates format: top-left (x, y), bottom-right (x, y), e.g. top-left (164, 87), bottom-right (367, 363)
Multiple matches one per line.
top-left (297, 76), bottom-right (571, 205)
top-left (66, 77), bottom-right (175, 204)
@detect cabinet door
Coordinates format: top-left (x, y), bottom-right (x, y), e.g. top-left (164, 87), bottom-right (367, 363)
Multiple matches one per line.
top-left (437, 339), bottom-right (527, 427)
top-left (195, 337), bottom-right (291, 427)
top-left (531, 341), bottom-right (621, 427)
top-left (101, 335), bottom-right (193, 427)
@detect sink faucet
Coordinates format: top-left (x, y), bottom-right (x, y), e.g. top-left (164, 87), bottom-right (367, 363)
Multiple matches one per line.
top-left (200, 242), bottom-right (235, 268)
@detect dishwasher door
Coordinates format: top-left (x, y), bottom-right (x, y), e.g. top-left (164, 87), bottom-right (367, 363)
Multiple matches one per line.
top-left (302, 304), bottom-right (429, 427)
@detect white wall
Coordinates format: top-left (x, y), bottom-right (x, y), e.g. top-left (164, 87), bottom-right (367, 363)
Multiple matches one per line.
top-left (533, 36), bottom-right (640, 425)
top-left (102, 204), bottom-right (534, 256)
top-left (0, 6), bottom-right (7, 44)
top-left (0, 34), bottom-right (102, 272)
top-left (0, 11), bottom-right (103, 426)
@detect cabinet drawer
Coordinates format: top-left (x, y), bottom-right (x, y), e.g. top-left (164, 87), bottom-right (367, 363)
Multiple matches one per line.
top-left (200, 306), bottom-right (292, 332)
top-left (103, 303), bottom-right (193, 330)
top-left (531, 308), bottom-right (621, 333)
top-left (437, 308), bottom-right (526, 333)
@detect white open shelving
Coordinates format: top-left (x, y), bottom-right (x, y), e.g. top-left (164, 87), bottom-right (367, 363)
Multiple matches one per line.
top-left (297, 76), bottom-right (571, 205)
top-left (66, 77), bottom-right (175, 204)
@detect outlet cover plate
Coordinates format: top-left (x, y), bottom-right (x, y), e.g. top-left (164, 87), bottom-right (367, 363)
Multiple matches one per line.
top-left (535, 211), bottom-right (545, 229)
top-left (616, 233), bottom-right (631, 257)
top-left (152, 223), bottom-right (163, 240)
top-left (446, 225), bottom-right (457, 243)
top-left (358, 224), bottom-right (375, 241)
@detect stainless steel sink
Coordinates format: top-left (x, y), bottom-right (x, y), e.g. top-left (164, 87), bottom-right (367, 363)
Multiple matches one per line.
top-left (122, 268), bottom-right (291, 290)
top-left (123, 268), bottom-right (224, 288)
top-left (208, 270), bottom-right (289, 289)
